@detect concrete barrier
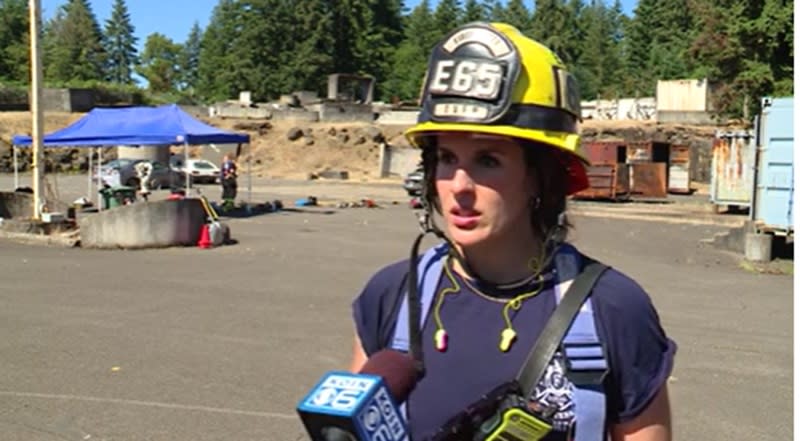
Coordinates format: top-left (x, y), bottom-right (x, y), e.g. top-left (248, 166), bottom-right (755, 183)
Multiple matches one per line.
top-left (79, 198), bottom-right (206, 249)
top-left (316, 102), bottom-right (374, 123)
top-left (376, 110), bottom-right (420, 125)
top-left (378, 144), bottom-right (420, 178)
top-left (0, 191), bottom-right (33, 219)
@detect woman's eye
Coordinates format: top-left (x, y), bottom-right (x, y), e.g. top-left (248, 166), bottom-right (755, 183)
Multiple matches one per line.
top-left (477, 154), bottom-right (500, 168)
top-left (438, 151), bottom-right (457, 165)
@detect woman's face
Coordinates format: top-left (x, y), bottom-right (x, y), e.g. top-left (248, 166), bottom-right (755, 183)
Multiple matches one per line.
top-left (434, 132), bottom-right (535, 249)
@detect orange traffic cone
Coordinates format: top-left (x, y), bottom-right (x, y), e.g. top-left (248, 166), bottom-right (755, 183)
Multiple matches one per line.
top-left (197, 224), bottom-right (212, 249)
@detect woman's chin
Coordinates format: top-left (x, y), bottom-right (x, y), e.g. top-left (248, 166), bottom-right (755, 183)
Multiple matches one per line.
top-left (447, 226), bottom-right (489, 248)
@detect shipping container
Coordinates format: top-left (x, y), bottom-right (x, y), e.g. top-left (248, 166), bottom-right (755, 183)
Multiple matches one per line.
top-left (752, 97), bottom-right (794, 235)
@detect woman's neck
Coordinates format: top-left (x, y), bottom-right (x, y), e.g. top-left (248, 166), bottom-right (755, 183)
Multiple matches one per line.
top-left (451, 232), bottom-right (544, 285)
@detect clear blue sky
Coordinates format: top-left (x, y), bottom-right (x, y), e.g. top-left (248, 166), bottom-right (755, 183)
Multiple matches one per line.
top-left (43, 0), bottom-right (639, 51)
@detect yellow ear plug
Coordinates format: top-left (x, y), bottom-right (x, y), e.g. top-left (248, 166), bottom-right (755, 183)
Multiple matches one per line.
top-left (499, 328), bottom-right (517, 352)
top-left (434, 329), bottom-right (448, 352)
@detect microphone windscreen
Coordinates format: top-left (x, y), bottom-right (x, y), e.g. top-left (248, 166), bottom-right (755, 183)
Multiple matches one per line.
top-left (358, 350), bottom-right (417, 402)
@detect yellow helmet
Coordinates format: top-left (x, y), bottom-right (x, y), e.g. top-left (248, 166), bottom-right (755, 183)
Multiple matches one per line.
top-left (404, 22), bottom-right (589, 194)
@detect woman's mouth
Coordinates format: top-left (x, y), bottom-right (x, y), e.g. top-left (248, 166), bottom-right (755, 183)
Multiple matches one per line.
top-left (450, 208), bottom-right (481, 229)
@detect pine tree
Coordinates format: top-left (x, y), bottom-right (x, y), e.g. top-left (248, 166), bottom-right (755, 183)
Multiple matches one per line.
top-left (485, 0), bottom-right (505, 21)
top-left (197, 0), bottom-right (244, 101)
top-left (460, 0), bottom-right (486, 24)
top-left (103, 0), bottom-right (137, 84)
top-left (503, 0), bottom-right (531, 32)
top-left (688, 0), bottom-right (793, 116)
top-left (574, 0), bottom-right (623, 99)
top-left (0, 0), bottom-right (30, 83)
top-left (179, 21), bottom-right (202, 94)
top-left (330, 0), bottom-right (365, 75)
top-left (247, 0), bottom-right (296, 100)
top-left (43, 0), bottom-right (106, 83)
top-left (384, 0), bottom-right (437, 102)
top-left (284, 0), bottom-right (335, 96)
top-left (623, 0), bottom-right (694, 95)
top-left (370, 0), bottom-right (403, 100)
top-left (562, 0), bottom-right (585, 66)
top-left (530, 0), bottom-right (574, 63)
top-left (432, 0), bottom-right (461, 41)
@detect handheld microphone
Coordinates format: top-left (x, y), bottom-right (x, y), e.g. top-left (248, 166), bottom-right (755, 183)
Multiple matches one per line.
top-left (297, 350), bottom-right (417, 441)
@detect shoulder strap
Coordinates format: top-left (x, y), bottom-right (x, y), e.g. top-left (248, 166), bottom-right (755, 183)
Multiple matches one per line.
top-left (552, 245), bottom-right (610, 441)
top-left (390, 243), bottom-right (448, 353)
top-left (376, 269), bottom-right (409, 353)
top-left (553, 245), bottom-right (609, 383)
top-left (515, 260), bottom-right (608, 395)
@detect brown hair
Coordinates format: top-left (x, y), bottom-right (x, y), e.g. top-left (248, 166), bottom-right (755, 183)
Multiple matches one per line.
top-left (420, 139), bottom-right (572, 242)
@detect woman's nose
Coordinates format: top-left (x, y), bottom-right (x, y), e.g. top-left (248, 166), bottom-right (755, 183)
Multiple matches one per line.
top-left (450, 168), bottom-right (475, 194)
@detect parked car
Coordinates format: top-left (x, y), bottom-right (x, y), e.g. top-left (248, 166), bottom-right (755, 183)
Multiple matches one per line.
top-left (96, 159), bottom-right (183, 189)
top-left (403, 164), bottom-right (424, 196)
top-left (170, 158), bottom-right (221, 184)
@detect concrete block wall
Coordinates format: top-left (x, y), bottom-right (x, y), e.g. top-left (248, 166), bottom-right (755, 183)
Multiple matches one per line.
top-left (42, 88), bottom-right (94, 113)
top-left (271, 108), bottom-right (320, 122)
top-left (0, 192), bottom-right (33, 219)
top-left (79, 198), bottom-right (207, 249)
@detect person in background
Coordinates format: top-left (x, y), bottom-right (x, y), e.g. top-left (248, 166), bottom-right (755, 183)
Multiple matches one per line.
top-left (220, 153), bottom-right (238, 211)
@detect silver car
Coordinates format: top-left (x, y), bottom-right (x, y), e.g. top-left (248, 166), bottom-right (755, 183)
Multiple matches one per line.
top-left (97, 159), bottom-right (184, 189)
top-left (403, 164), bottom-right (424, 196)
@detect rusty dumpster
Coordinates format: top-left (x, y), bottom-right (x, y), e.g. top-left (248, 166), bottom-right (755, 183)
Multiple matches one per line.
top-left (573, 141), bottom-right (631, 200)
top-left (577, 164), bottom-right (631, 200)
top-left (710, 130), bottom-right (755, 210)
top-left (626, 141), bottom-right (670, 198)
top-left (668, 144), bottom-right (692, 194)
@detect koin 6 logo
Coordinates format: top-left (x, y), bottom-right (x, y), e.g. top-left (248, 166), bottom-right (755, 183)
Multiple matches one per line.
top-left (310, 374), bottom-right (375, 411)
top-left (360, 388), bottom-right (406, 441)
top-left (428, 59), bottom-right (503, 100)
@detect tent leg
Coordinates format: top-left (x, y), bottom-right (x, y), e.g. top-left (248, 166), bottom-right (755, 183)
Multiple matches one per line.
top-left (13, 146), bottom-right (18, 190)
top-left (247, 143), bottom-right (252, 206)
top-left (184, 142), bottom-right (190, 192)
top-left (87, 149), bottom-right (92, 198)
top-left (96, 148), bottom-right (102, 211)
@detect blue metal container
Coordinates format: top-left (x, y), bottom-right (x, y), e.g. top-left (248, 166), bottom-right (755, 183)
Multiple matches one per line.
top-left (752, 96), bottom-right (794, 235)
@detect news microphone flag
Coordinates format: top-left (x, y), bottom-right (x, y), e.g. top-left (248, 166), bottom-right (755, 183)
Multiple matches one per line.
top-left (297, 371), bottom-right (409, 441)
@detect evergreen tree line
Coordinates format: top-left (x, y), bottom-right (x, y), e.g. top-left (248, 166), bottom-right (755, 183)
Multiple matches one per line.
top-left (0, 0), bottom-right (792, 117)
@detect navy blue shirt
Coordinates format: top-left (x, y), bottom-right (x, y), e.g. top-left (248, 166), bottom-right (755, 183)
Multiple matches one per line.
top-left (352, 249), bottom-right (676, 441)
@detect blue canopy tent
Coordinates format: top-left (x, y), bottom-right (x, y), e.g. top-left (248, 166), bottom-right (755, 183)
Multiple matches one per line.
top-left (12, 104), bottom-right (249, 146)
top-left (11, 104), bottom-right (251, 208)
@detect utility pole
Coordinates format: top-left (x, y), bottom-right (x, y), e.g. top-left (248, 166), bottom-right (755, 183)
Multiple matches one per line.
top-left (29, 0), bottom-right (45, 220)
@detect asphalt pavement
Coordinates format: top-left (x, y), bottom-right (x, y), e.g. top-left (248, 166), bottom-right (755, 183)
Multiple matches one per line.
top-left (0, 174), bottom-right (791, 441)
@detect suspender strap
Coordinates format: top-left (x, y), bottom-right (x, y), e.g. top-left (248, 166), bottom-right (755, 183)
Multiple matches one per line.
top-left (553, 247), bottom-right (609, 441)
top-left (391, 244), bottom-right (448, 353)
top-left (515, 261), bottom-right (608, 398)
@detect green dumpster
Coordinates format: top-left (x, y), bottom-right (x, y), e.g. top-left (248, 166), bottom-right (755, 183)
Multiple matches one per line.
top-left (99, 186), bottom-right (137, 209)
